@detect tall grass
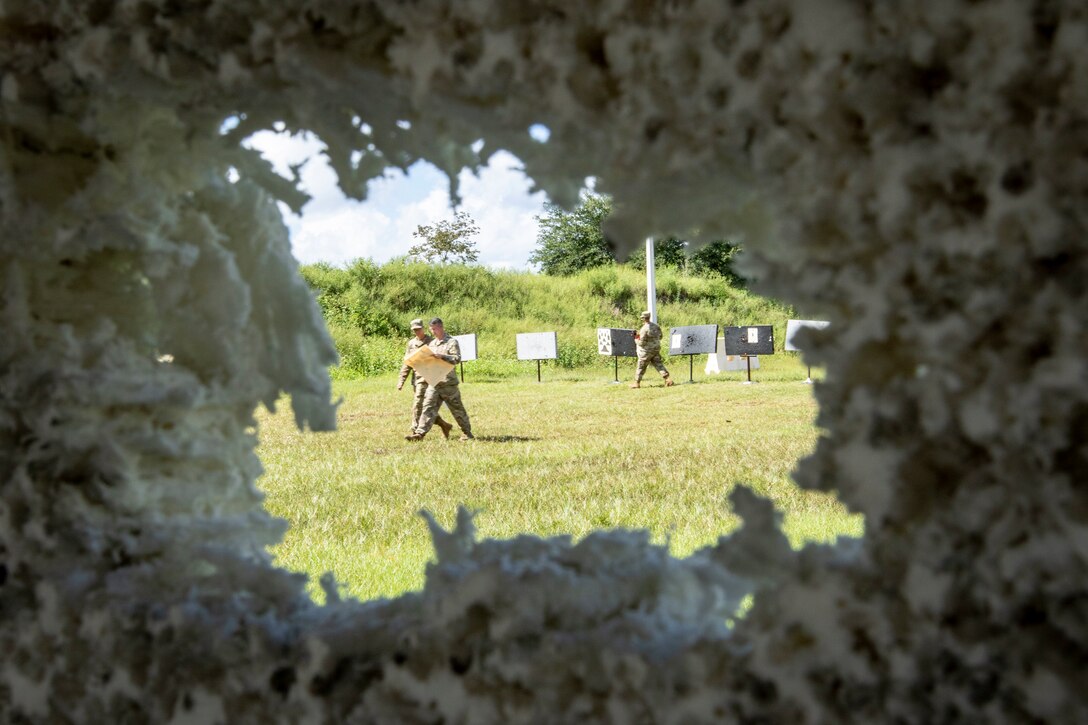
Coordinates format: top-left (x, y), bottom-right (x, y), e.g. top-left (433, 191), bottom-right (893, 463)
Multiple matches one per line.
top-left (302, 260), bottom-right (795, 380)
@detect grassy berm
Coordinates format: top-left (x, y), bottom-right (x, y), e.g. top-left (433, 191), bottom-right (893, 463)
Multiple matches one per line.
top-left (257, 357), bottom-right (862, 602)
top-left (301, 260), bottom-right (794, 379)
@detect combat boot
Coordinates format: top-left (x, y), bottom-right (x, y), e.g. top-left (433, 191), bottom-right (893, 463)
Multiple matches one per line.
top-left (405, 433), bottom-right (425, 442)
top-left (438, 419), bottom-right (453, 439)
top-left (630, 381), bottom-right (641, 389)
top-left (664, 378), bottom-right (675, 387)
top-left (459, 432), bottom-right (475, 441)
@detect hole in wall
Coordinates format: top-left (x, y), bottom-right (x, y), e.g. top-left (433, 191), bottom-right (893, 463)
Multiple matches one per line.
top-left (5, 3), bottom-right (1080, 720)
top-left (241, 124), bottom-right (860, 603)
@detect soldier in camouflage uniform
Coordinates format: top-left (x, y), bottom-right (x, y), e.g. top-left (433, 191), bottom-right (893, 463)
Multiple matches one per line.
top-left (406, 318), bottom-right (474, 441)
top-left (632, 311), bottom-right (674, 388)
top-left (398, 318), bottom-right (453, 438)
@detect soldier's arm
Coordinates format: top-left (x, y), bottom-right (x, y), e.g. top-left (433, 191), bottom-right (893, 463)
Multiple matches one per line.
top-left (397, 343), bottom-right (413, 387)
top-left (439, 339), bottom-right (461, 365)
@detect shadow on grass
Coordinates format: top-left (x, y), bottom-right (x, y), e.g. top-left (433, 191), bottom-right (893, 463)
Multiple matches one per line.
top-left (474, 435), bottom-right (540, 443)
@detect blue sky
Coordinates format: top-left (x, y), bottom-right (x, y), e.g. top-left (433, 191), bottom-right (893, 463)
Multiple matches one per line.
top-left (247, 131), bottom-right (548, 269)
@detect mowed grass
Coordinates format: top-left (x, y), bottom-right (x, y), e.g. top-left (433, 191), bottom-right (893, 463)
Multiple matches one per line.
top-left (256, 355), bottom-right (863, 602)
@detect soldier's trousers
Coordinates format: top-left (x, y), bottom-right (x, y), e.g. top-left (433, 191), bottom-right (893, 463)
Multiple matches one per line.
top-left (412, 381), bottom-right (447, 431)
top-left (416, 383), bottom-right (471, 435)
top-left (636, 353), bottom-right (670, 382)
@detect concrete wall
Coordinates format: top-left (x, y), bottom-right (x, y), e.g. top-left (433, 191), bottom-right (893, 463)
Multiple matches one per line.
top-left (1, 1), bottom-right (1084, 721)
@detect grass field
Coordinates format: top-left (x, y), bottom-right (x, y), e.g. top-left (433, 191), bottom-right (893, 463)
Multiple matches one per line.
top-left (256, 355), bottom-right (862, 602)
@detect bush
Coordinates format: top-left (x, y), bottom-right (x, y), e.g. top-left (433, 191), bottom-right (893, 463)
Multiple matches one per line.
top-left (326, 324), bottom-right (404, 379)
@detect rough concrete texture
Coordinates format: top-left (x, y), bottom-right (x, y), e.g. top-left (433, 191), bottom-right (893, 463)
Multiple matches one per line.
top-left (1, 0), bottom-right (1085, 722)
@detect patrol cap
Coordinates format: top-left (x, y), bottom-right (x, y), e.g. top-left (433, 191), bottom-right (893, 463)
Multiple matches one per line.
top-left (410, 318), bottom-right (424, 330)
top-left (429, 317), bottom-right (444, 326)
top-left (640, 311), bottom-right (652, 319)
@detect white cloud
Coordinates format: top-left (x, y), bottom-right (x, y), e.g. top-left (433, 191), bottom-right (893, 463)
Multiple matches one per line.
top-left (458, 153), bottom-right (546, 269)
top-left (278, 202), bottom-right (394, 263)
top-left (246, 132), bottom-right (547, 268)
top-left (389, 187), bottom-right (455, 258)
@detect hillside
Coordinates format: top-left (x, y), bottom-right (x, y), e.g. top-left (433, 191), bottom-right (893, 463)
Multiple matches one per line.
top-left (300, 260), bottom-right (795, 379)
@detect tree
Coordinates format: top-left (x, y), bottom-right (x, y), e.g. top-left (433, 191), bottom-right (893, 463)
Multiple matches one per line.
top-left (627, 237), bottom-right (688, 270)
top-left (407, 211), bottom-right (480, 264)
top-left (689, 240), bottom-right (745, 286)
top-left (529, 193), bottom-right (615, 275)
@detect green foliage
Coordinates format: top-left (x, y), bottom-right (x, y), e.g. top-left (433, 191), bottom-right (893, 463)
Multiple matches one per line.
top-left (529, 193), bottom-right (615, 275)
top-left (689, 240), bottom-right (745, 286)
top-left (627, 237), bottom-right (688, 271)
top-left (527, 190), bottom-right (744, 287)
top-left (301, 259), bottom-right (795, 380)
top-left (407, 210), bottom-right (480, 263)
top-left (324, 324), bottom-right (405, 379)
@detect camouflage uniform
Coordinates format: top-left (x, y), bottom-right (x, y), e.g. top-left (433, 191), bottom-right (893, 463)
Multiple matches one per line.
top-left (399, 334), bottom-right (448, 432)
top-left (415, 334), bottom-right (472, 435)
top-left (635, 320), bottom-right (671, 382)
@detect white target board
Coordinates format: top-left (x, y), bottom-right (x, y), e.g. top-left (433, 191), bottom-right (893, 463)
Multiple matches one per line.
top-left (667, 324), bottom-right (719, 355)
top-left (785, 319), bottom-right (830, 352)
top-left (516, 332), bottom-right (558, 360)
top-left (452, 334), bottom-right (477, 362)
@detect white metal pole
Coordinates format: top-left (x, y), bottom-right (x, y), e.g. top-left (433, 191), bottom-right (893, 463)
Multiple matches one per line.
top-left (645, 236), bottom-right (657, 323)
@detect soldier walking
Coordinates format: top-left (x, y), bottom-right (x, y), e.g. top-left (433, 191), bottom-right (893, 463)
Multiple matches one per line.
top-left (632, 311), bottom-right (674, 388)
top-left (398, 318), bottom-right (453, 438)
top-left (407, 318), bottom-right (474, 441)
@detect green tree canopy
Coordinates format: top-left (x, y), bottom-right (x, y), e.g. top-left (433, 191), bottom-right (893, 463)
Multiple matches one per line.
top-left (529, 193), bottom-right (615, 275)
top-left (627, 237), bottom-right (688, 270)
top-left (689, 240), bottom-right (745, 286)
top-left (407, 210), bottom-right (480, 264)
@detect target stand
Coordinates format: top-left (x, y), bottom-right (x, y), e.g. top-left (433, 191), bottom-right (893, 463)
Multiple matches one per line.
top-left (667, 324), bottom-right (719, 385)
top-left (723, 325), bottom-right (775, 384)
top-left (597, 328), bottom-right (638, 385)
top-left (785, 319), bottom-right (830, 384)
top-left (742, 355), bottom-right (759, 384)
top-left (516, 332), bottom-right (557, 383)
top-left (451, 333), bottom-right (477, 383)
